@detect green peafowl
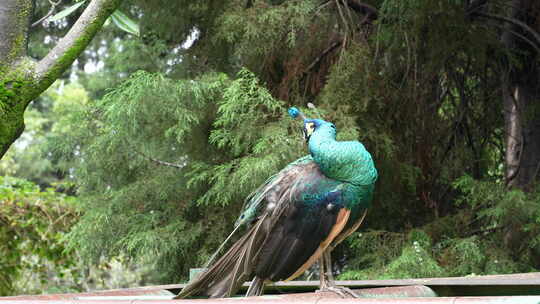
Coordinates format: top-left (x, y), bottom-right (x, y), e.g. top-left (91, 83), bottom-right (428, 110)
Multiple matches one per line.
top-left (175, 107), bottom-right (377, 299)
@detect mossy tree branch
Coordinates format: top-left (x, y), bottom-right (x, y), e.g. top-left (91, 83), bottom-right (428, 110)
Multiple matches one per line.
top-left (0, 0), bottom-right (123, 159)
top-left (33, 0), bottom-right (123, 97)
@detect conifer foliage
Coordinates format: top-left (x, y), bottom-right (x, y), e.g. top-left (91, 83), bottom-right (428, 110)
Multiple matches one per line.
top-left (9, 0), bottom-right (540, 285)
top-left (58, 69), bottom-right (346, 282)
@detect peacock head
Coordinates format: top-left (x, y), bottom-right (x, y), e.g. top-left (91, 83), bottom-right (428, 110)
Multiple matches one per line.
top-left (288, 107), bottom-right (336, 142)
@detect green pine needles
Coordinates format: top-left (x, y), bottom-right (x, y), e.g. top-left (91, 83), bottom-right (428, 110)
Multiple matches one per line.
top-left (57, 66), bottom-right (540, 283)
top-left (58, 69), bottom-right (322, 282)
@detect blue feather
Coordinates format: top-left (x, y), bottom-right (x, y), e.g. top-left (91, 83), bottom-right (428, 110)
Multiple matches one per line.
top-left (288, 107), bottom-right (301, 118)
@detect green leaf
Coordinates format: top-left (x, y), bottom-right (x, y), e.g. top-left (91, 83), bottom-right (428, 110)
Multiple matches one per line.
top-left (110, 10), bottom-right (140, 36)
top-left (48, 1), bottom-right (87, 22)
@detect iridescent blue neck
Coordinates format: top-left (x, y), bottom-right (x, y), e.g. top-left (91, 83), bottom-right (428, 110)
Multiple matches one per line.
top-left (308, 127), bottom-right (378, 186)
top-left (308, 127), bottom-right (340, 178)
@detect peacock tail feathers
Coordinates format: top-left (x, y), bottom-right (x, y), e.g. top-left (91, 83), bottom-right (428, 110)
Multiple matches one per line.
top-left (175, 213), bottom-right (269, 298)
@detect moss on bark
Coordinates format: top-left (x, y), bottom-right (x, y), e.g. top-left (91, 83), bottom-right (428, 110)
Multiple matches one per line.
top-left (0, 0), bottom-right (123, 159)
top-left (0, 81), bottom-right (26, 157)
top-left (0, 58), bottom-right (36, 157)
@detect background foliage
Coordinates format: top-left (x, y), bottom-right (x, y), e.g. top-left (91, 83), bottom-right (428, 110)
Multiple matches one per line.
top-left (1, 0), bottom-right (540, 295)
top-left (0, 176), bottom-right (76, 295)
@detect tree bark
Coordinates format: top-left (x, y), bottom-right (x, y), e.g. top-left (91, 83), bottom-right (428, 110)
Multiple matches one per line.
top-left (0, 0), bottom-right (34, 157)
top-left (501, 0), bottom-right (540, 190)
top-left (0, 0), bottom-right (32, 66)
top-left (0, 0), bottom-right (123, 159)
top-left (502, 80), bottom-right (522, 187)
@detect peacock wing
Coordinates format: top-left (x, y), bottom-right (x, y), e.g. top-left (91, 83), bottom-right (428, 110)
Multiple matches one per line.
top-left (176, 156), bottom-right (350, 298)
top-left (201, 155), bottom-right (316, 271)
top-left (235, 155), bottom-right (314, 227)
top-left (252, 160), bottom-right (351, 282)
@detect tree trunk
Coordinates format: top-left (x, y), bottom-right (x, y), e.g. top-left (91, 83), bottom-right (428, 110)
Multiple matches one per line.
top-left (0, 0), bottom-right (33, 157)
top-left (0, 0), bottom-right (32, 65)
top-left (0, 0), bottom-right (123, 159)
top-left (502, 0), bottom-right (540, 191)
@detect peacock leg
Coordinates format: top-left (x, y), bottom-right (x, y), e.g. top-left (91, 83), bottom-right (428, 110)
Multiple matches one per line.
top-left (318, 253), bottom-right (328, 289)
top-left (317, 250), bottom-right (359, 298)
top-left (318, 250), bottom-right (332, 289)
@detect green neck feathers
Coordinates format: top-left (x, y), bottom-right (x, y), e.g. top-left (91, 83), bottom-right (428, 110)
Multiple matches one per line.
top-left (308, 125), bottom-right (377, 186)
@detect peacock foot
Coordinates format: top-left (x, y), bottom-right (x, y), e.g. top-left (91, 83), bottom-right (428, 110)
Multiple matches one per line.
top-left (316, 285), bottom-right (359, 298)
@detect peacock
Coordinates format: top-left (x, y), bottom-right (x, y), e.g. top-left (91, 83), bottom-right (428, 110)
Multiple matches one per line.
top-left (175, 107), bottom-right (377, 299)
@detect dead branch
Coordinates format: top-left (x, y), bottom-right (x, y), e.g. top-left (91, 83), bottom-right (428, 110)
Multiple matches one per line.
top-left (304, 40), bottom-right (342, 74)
top-left (31, 0), bottom-right (62, 27)
top-left (476, 12), bottom-right (540, 52)
top-left (465, 0), bottom-right (488, 19)
top-left (345, 0), bottom-right (378, 23)
top-left (135, 150), bottom-right (184, 169)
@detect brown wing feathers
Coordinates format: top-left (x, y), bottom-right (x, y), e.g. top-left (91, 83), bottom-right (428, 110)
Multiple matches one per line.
top-left (330, 209), bottom-right (368, 250)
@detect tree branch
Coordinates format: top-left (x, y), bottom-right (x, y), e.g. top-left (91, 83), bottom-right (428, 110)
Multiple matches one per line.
top-left (31, 0), bottom-right (62, 28)
top-left (475, 12), bottom-right (540, 52)
top-left (0, 0), bottom-right (122, 159)
top-left (33, 0), bottom-right (122, 98)
top-left (304, 40), bottom-right (342, 74)
top-left (345, 0), bottom-right (378, 23)
top-left (486, 22), bottom-right (540, 54)
top-left (465, 0), bottom-right (488, 19)
top-left (135, 150), bottom-right (184, 169)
